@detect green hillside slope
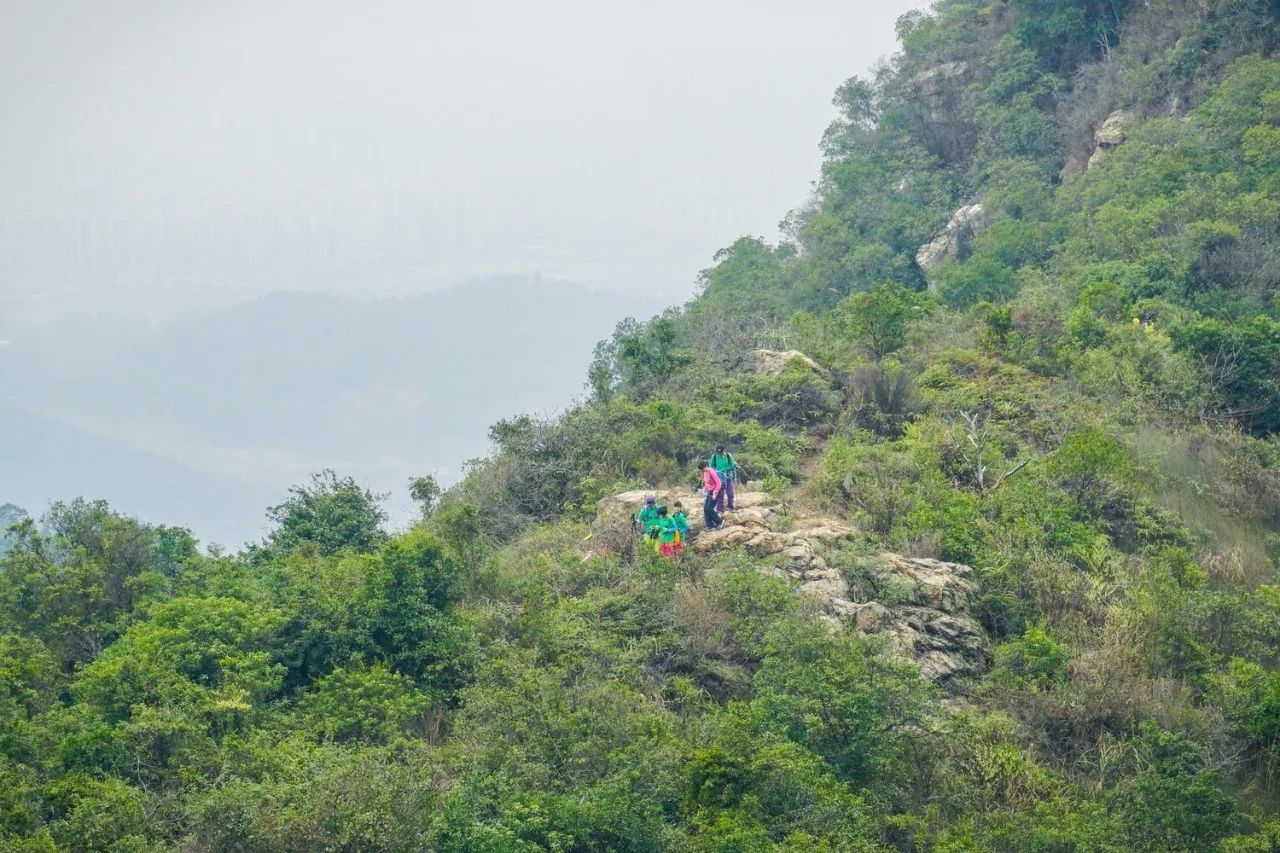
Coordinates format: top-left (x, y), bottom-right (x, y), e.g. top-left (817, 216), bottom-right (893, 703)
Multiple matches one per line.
top-left (4, 1), bottom-right (1280, 850)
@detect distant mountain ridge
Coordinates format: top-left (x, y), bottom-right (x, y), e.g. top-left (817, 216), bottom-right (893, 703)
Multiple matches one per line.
top-left (0, 277), bottom-right (654, 543)
top-left (0, 404), bottom-right (269, 546)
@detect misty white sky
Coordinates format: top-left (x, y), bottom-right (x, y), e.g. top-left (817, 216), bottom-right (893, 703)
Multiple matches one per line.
top-left (1, 0), bottom-right (924, 317)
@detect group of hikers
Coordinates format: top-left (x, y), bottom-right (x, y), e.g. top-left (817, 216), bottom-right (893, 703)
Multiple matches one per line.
top-left (634, 445), bottom-right (737, 558)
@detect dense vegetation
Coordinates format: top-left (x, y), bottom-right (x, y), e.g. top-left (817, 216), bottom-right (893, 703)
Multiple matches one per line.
top-left (5, 1), bottom-right (1280, 849)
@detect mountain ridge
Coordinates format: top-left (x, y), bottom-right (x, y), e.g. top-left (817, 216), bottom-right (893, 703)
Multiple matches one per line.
top-left (3, 2), bottom-right (1280, 849)
top-left (0, 276), bottom-right (653, 542)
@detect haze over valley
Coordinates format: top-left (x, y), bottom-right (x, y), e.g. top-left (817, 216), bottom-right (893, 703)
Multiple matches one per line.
top-left (0, 0), bottom-right (922, 544)
top-left (1, 277), bottom-right (649, 544)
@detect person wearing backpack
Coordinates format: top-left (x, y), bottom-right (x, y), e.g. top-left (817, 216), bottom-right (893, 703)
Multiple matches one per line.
top-left (708, 445), bottom-right (737, 512)
top-left (697, 461), bottom-right (724, 530)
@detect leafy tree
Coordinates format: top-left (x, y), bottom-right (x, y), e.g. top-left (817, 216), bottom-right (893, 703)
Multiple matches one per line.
top-left (1217, 657), bottom-right (1280, 771)
top-left (408, 473), bottom-right (442, 518)
top-left (938, 256), bottom-right (1020, 308)
top-left (695, 237), bottom-right (796, 318)
top-left (0, 503), bottom-right (28, 556)
top-left (0, 500), bottom-right (194, 667)
top-left (263, 470), bottom-right (388, 557)
top-left (184, 739), bottom-right (441, 852)
top-left (72, 595), bottom-right (284, 721)
top-left (1010, 0), bottom-right (1128, 75)
top-left (839, 283), bottom-right (921, 359)
top-left (751, 617), bottom-right (936, 788)
top-left (298, 664), bottom-right (430, 744)
top-left (1174, 315), bottom-right (1280, 434)
top-left (988, 624), bottom-right (1070, 690)
top-left (614, 314), bottom-right (693, 396)
top-left (359, 531), bottom-right (473, 697)
top-left (1108, 723), bottom-right (1240, 851)
top-left (682, 712), bottom-right (877, 849)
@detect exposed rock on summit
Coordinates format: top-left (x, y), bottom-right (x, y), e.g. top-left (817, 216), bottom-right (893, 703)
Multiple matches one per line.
top-left (594, 486), bottom-right (771, 542)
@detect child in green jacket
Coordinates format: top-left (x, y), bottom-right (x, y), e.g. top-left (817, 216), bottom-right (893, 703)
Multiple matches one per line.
top-left (657, 507), bottom-right (679, 557)
top-left (671, 502), bottom-right (689, 557)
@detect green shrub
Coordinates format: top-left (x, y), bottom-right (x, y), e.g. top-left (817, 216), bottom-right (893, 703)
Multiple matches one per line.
top-left (938, 256), bottom-right (1021, 309)
top-left (988, 624), bottom-right (1071, 690)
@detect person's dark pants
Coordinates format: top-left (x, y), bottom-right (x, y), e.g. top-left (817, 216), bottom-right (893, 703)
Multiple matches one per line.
top-left (704, 492), bottom-right (722, 529)
top-left (716, 479), bottom-right (736, 513)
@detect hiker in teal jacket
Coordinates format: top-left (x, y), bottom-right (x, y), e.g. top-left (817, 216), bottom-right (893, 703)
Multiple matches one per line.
top-left (635, 495), bottom-right (660, 539)
top-left (709, 445), bottom-right (737, 512)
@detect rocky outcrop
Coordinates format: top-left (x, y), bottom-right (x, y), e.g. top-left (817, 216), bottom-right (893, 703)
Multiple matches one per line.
top-left (845, 555), bottom-right (991, 683)
top-left (912, 62), bottom-right (970, 126)
top-left (694, 512), bottom-right (863, 628)
top-left (752, 349), bottom-right (831, 380)
top-left (1088, 110), bottom-right (1136, 169)
top-left (916, 203), bottom-right (989, 276)
top-left (775, 545), bottom-right (991, 686)
top-left (594, 488), bottom-right (991, 687)
top-left (593, 487), bottom-right (789, 553)
top-left (910, 61), bottom-right (974, 161)
top-left (594, 486), bottom-right (770, 542)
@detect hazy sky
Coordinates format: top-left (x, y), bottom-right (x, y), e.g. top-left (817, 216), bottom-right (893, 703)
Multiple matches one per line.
top-left (1, 0), bottom-right (924, 317)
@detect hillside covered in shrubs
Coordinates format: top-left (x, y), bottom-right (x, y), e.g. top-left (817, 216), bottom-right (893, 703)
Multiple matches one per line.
top-left (5, 1), bottom-right (1280, 849)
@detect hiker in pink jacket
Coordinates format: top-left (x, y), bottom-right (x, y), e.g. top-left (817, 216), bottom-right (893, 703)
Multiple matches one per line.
top-left (697, 461), bottom-right (724, 530)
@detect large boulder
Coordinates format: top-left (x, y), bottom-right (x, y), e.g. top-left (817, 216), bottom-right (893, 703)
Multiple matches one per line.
top-left (801, 569), bottom-right (850, 607)
top-left (892, 611), bottom-right (991, 682)
top-left (784, 546), bottom-right (991, 686)
top-left (874, 554), bottom-right (978, 613)
top-left (1087, 110), bottom-right (1136, 169)
top-left (852, 601), bottom-right (893, 633)
top-left (916, 203), bottom-right (989, 277)
top-left (691, 519), bottom-right (854, 559)
top-left (758, 546), bottom-right (991, 685)
top-left (593, 487), bottom-right (771, 542)
top-left (752, 349), bottom-right (831, 380)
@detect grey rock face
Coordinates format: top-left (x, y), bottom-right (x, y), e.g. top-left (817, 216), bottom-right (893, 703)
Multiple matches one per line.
top-left (911, 62), bottom-right (971, 125)
top-left (846, 555), bottom-right (991, 685)
top-left (916, 203), bottom-right (989, 279)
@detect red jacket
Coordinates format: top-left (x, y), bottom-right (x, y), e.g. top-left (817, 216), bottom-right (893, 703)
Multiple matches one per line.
top-left (702, 467), bottom-right (723, 493)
